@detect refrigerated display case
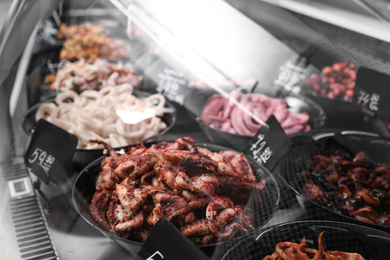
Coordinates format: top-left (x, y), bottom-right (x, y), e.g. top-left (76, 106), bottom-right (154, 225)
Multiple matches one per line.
top-left (1, 0), bottom-right (390, 259)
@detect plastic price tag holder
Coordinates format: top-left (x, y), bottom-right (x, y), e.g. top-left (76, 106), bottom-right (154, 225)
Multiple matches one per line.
top-left (24, 119), bottom-right (78, 186)
top-left (244, 115), bottom-right (292, 171)
top-left (352, 66), bottom-right (390, 121)
top-left (134, 218), bottom-right (209, 260)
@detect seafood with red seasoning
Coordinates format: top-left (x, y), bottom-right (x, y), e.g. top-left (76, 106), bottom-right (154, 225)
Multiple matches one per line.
top-left (304, 61), bottom-right (356, 101)
top-left (198, 91), bottom-right (311, 136)
top-left (44, 58), bottom-right (142, 92)
top-left (90, 137), bottom-right (266, 245)
top-left (57, 22), bottom-right (132, 60)
top-left (263, 231), bottom-right (366, 260)
top-left (301, 151), bottom-right (390, 226)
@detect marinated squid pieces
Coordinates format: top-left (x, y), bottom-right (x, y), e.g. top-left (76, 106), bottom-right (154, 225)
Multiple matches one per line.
top-left (90, 137), bottom-right (266, 245)
top-left (35, 87), bottom-right (167, 149)
top-left (301, 151), bottom-right (390, 226)
top-left (263, 231), bottom-right (366, 260)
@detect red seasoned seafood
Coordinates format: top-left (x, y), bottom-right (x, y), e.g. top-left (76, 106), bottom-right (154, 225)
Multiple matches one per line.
top-left (305, 61), bottom-right (356, 101)
top-left (301, 151), bottom-right (390, 226)
top-left (90, 137), bottom-right (266, 245)
top-left (263, 231), bottom-right (366, 260)
top-left (198, 91), bottom-right (311, 136)
top-left (44, 58), bottom-right (142, 91)
top-left (57, 22), bottom-right (131, 60)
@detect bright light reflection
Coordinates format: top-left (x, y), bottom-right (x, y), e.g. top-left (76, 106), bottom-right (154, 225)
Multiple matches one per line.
top-left (116, 108), bottom-right (156, 124)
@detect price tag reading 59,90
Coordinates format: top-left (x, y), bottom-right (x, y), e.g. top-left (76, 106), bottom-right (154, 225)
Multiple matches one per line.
top-left (28, 148), bottom-right (56, 172)
top-left (24, 119), bottom-right (78, 186)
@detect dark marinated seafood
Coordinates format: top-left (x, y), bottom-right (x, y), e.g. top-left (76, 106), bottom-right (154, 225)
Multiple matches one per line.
top-left (198, 91), bottom-right (311, 136)
top-left (90, 137), bottom-right (266, 245)
top-left (301, 151), bottom-right (390, 226)
top-left (263, 231), bottom-right (366, 260)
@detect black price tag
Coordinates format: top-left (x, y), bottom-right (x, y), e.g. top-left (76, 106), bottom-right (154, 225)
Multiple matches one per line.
top-left (352, 67), bottom-right (390, 120)
top-left (156, 67), bottom-right (189, 105)
top-left (245, 116), bottom-right (292, 171)
top-left (135, 219), bottom-right (209, 260)
top-left (24, 119), bottom-right (78, 186)
top-left (274, 58), bottom-right (307, 94)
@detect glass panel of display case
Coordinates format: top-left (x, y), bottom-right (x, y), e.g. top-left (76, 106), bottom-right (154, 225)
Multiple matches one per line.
top-left (1, 0), bottom-right (390, 259)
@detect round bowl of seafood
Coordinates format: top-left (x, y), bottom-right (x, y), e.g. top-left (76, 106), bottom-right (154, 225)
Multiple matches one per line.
top-left (274, 130), bottom-right (390, 231)
top-left (185, 89), bottom-right (326, 151)
top-left (21, 87), bottom-right (176, 169)
top-left (221, 220), bottom-right (390, 260)
top-left (42, 57), bottom-right (143, 94)
top-left (72, 137), bottom-right (280, 257)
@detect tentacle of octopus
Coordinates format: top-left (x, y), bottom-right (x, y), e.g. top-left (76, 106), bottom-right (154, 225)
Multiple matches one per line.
top-left (90, 189), bottom-right (111, 226)
top-left (217, 175), bottom-right (266, 191)
top-left (206, 196), bottom-right (244, 235)
top-left (285, 246), bottom-right (311, 260)
top-left (214, 222), bottom-right (247, 238)
top-left (219, 150), bottom-right (256, 182)
top-left (275, 242), bottom-right (300, 259)
top-left (164, 149), bottom-right (254, 182)
top-left (140, 170), bottom-right (156, 184)
top-left (114, 210), bottom-right (144, 231)
top-left (181, 219), bottom-right (212, 237)
top-left (147, 192), bottom-right (189, 226)
top-left (175, 172), bottom-right (219, 196)
top-left (167, 197), bottom-right (212, 221)
top-left (137, 227), bottom-right (152, 243)
top-left (163, 150), bottom-right (218, 174)
top-left (313, 231), bottom-right (325, 260)
top-left (355, 190), bottom-right (381, 206)
top-left (106, 199), bottom-right (123, 229)
top-left (147, 203), bottom-right (163, 226)
top-left (171, 137), bottom-right (197, 151)
top-left (324, 251), bottom-right (366, 260)
top-left (114, 151), bottom-right (161, 179)
top-left (352, 206), bottom-right (379, 223)
top-left (89, 139), bottom-right (118, 157)
top-left (188, 234), bottom-right (216, 247)
top-left (153, 159), bottom-right (179, 190)
top-left (96, 156), bottom-right (120, 191)
top-left (154, 193), bottom-right (188, 215)
top-left (116, 182), bottom-right (160, 219)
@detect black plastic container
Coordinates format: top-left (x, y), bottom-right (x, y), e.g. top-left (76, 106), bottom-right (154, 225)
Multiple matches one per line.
top-left (72, 141), bottom-right (280, 258)
top-left (21, 90), bottom-right (177, 170)
top-left (275, 130), bottom-right (390, 232)
top-left (185, 88), bottom-right (326, 152)
top-left (221, 220), bottom-right (390, 260)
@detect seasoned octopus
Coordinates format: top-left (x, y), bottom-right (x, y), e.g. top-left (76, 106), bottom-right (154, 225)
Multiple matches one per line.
top-left (90, 137), bottom-right (266, 245)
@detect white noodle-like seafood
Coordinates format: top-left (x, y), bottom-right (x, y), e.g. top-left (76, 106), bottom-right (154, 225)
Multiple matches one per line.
top-left (35, 88), bottom-right (167, 149)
